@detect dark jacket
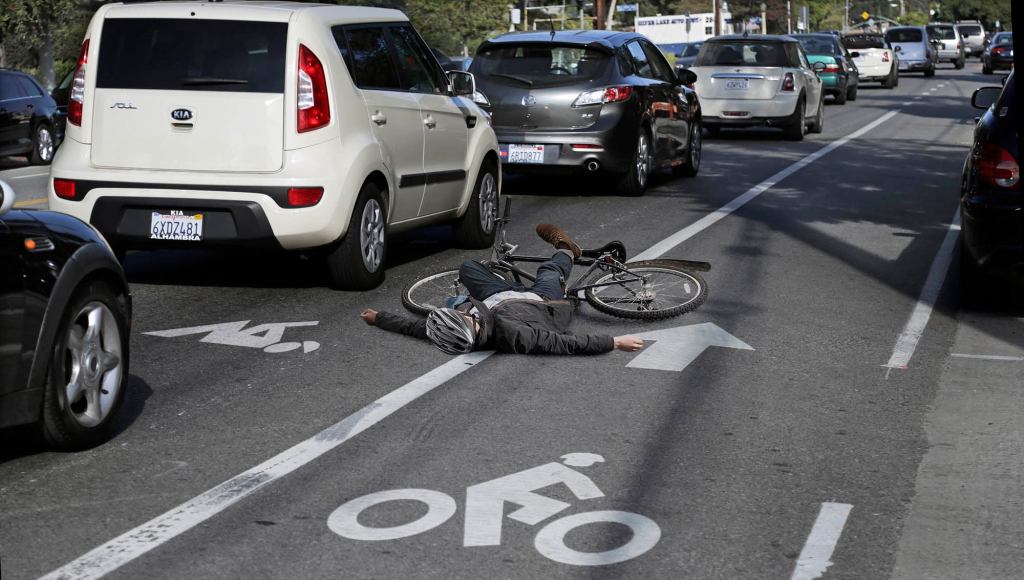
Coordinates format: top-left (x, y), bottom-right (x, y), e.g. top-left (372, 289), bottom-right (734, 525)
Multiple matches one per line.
top-left (376, 298), bottom-right (615, 355)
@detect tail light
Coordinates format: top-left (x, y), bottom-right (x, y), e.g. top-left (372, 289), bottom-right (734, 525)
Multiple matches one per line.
top-left (781, 73), bottom-right (795, 92)
top-left (823, 63), bottom-right (841, 73)
top-left (882, 52), bottom-right (890, 62)
top-left (68, 39), bottom-right (89, 127)
top-left (571, 86), bottom-right (633, 107)
top-left (287, 187), bottom-right (324, 207)
top-left (297, 44), bottom-right (330, 133)
top-left (975, 142), bottom-right (1019, 189)
top-left (993, 46), bottom-right (1007, 55)
top-left (53, 178), bottom-right (77, 199)
top-left (956, 42), bottom-right (961, 49)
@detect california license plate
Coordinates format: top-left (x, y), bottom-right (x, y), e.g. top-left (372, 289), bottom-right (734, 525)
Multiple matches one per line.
top-left (507, 144), bottom-right (545, 164)
top-left (150, 210), bottom-right (204, 241)
top-left (724, 79), bottom-right (749, 90)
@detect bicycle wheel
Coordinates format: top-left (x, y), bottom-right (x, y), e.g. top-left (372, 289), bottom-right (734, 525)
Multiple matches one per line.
top-left (402, 267), bottom-right (465, 315)
top-left (584, 260), bottom-right (707, 320)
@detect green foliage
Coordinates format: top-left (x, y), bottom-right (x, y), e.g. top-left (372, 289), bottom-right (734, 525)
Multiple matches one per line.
top-left (933, 0), bottom-right (1012, 30)
top-left (901, 10), bottom-right (929, 26)
top-left (406, 0), bottom-right (509, 56)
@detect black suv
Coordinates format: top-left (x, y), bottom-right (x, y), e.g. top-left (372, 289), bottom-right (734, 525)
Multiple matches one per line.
top-left (470, 30), bottom-right (702, 196)
top-left (0, 69), bottom-right (62, 165)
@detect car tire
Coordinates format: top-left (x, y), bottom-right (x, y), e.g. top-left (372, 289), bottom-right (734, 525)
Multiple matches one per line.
top-left (617, 128), bottom-right (652, 196)
top-left (453, 160), bottom-right (499, 249)
top-left (325, 181), bottom-right (387, 290)
top-left (955, 57), bottom-right (965, 69)
top-left (705, 125), bottom-right (720, 138)
top-left (783, 98), bottom-right (806, 142)
top-left (41, 280), bottom-right (130, 450)
top-left (924, 64), bottom-right (936, 77)
top-left (807, 96), bottom-right (824, 134)
top-left (30, 123), bottom-right (55, 166)
top-left (982, 63), bottom-right (992, 74)
top-left (846, 82), bottom-right (858, 102)
top-left (833, 86), bottom-right (847, 105)
top-left (673, 118), bottom-right (702, 178)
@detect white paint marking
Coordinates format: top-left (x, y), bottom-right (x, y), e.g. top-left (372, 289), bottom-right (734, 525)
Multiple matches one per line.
top-left (632, 110), bottom-right (900, 261)
top-left (7, 171), bottom-right (49, 180)
top-left (145, 320), bottom-right (321, 353)
top-left (627, 323), bottom-right (754, 372)
top-left (951, 353), bottom-right (1024, 362)
top-left (38, 351), bottom-right (494, 580)
top-left (921, 91), bottom-right (931, 95)
top-left (901, 101), bottom-right (914, 106)
top-left (328, 489), bottom-right (457, 541)
top-left (534, 510), bottom-right (662, 566)
top-left (42, 106), bottom-right (899, 580)
top-left (884, 209), bottom-right (960, 371)
top-left (929, 87), bottom-right (938, 92)
top-left (791, 502), bottom-right (853, 580)
top-left (937, 83), bottom-right (947, 88)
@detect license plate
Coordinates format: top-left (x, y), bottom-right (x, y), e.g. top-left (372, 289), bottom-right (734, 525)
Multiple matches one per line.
top-left (724, 79), bottom-right (748, 90)
top-left (507, 144), bottom-right (545, 164)
top-left (150, 211), bottom-right (204, 241)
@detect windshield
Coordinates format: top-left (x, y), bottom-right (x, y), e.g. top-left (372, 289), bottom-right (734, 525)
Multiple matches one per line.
top-left (994, 33), bottom-right (1014, 46)
top-left (682, 43), bottom-right (703, 57)
top-left (794, 36), bottom-right (836, 55)
top-left (843, 35), bottom-right (885, 49)
top-left (886, 28), bottom-right (923, 43)
top-left (958, 25), bottom-right (982, 36)
top-left (927, 25), bottom-right (956, 40)
top-left (472, 43), bottom-right (611, 87)
top-left (694, 42), bottom-right (790, 66)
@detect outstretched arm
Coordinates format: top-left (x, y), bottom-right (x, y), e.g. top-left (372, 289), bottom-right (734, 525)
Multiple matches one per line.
top-left (361, 308), bottom-right (428, 340)
top-left (502, 327), bottom-right (642, 355)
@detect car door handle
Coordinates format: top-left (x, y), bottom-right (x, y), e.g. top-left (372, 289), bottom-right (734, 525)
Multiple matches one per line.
top-left (423, 115), bottom-right (436, 129)
top-left (370, 111), bottom-right (387, 126)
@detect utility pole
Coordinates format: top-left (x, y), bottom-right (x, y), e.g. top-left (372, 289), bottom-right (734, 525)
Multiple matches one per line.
top-left (595, 0), bottom-right (606, 30)
top-left (761, 2), bottom-right (767, 34)
top-left (844, 0), bottom-right (849, 33)
top-left (787, 1), bottom-right (791, 34)
top-left (523, 0), bottom-right (529, 31)
top-left (713, 0), bottom-right (721, 36)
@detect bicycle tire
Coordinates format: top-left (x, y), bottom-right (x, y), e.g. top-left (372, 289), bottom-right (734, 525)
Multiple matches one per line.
top-left (402, 267), bottom-right (465, 315)
top-left (584, 260), bottom-right (707, 320)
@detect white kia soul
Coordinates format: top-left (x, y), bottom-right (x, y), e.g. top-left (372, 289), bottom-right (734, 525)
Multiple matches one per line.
top-left (49, 1), bottom-right (500, 289)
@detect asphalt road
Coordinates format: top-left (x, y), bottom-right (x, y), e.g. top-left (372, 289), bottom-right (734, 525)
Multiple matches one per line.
top-left (1, 62), bottom-right (1020, 580)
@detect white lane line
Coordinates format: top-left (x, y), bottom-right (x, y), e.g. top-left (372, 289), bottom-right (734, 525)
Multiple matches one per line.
top-left (633, 109), bottom-right (900, 261)
top-left (42, 108), bottom-right (902, 580)
top-left (920, 91), bottom-right (930, 95)
top-left (6, 171), bottom-right (49, 180)
top-left (951, 353), bottom-right (1024, 362)
top-left (929, 88), bottom-right (938, 92)
top-left (884, 209), bottom-right (960, 372)
top-left (901, 101), bottom-right (914, 106)
top-left (937, 83), bottom-right (947, 88)
top-left (791, 502), bottom-right (853, 580)
top-left (39, 352), bottom-right (494, 580)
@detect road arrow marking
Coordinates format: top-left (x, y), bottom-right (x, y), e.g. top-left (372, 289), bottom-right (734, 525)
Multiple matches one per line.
top-left (627, 323), bottom-right (753, 372)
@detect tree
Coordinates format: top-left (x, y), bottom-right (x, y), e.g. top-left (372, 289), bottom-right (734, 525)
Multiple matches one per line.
top-left (0, 0), bottom-right (79, 90)
top-left (406, 0), bottom-right (508, 56)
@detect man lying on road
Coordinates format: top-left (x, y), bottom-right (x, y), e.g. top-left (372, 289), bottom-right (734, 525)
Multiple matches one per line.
top-left (361, 224), bottom-right (644, 355)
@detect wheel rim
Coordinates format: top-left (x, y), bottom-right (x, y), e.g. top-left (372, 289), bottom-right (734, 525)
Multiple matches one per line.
top-left (37, 127), bottom-right (53, 161)
top-left (589, 267), bottom-right (703, 313)
top-left (690, 123), bottom-right (702, 169)
top-left (360, 198), bottom-right (385, 272)
top-left (635, 133), bottom-right (650, 188)
top-left (800, 103), bottom-right (807, 135)
top-left (405, 270), bottom-right (465, 311)
top-left (63, 301), bottom-right (123, 428)
top-left (478, 172), bottom-right (498, 234)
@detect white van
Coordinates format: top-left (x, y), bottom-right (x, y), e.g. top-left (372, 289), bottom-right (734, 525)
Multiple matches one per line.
top-left (49, 1), bottom-right (500, 289)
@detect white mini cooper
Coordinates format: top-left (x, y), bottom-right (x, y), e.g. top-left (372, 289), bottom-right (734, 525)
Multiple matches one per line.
top-left (48, 1), bottom-right (500, 289)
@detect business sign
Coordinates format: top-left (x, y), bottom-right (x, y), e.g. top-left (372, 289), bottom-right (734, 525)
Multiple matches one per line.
top-left (617, 3), bottom-right (638, 11)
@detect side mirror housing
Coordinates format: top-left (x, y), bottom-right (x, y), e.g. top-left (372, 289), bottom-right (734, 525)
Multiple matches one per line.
top-left (812, 61), bottom-right (826, 72)
top-left (849, 51), bottom-right (861, 58)
top-left (676, 68), bottom-right (697, 86)
top-left (448, 70), bottom-right (476, 97)
top-left (971, 86), bottom-right (1001, 110)
top-left (0, 179), bottom-right (16, 216)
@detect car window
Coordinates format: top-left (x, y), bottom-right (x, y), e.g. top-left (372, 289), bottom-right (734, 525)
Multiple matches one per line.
top-left (695, 42), bottom-right (789, 66)
top-left (682, 43), bottom-right (703, 57)
top-left (795, 36), bottom-right (835, 56)
top-left (958, 25), bottom-right (982, 36)
top-left (15, 76), bottom-right (42, 97)
top-left (641, 41), bottom-right (675, 81)
top-left (658, 43), bottom-right (687, 56)
top-left (0, 75), bottom-right (24, 100)
top-left (844, 35), bottom-right (886, 49)
top-left (886, 28), bottom-right (923, 43)
top-left (783, 43), bottom-right (803, 68)
top-left (388, 25), bottom-right (445, 94)
top-left (96, 18), bottom-right (287, 93)
top-left (343, 27), bottom-right (403, 91)
top-left (626, 41), bottom-right (653, 77)
top-left (994, 34), bottom-right (1013, 46)
top-left (927, 25), bottom-right (957, 40)
top-left (472, 43), bottom-right (611, 87)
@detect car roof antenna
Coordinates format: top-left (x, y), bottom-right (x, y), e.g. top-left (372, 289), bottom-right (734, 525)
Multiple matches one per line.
top-left (549, 18), bottom-right (556, 39)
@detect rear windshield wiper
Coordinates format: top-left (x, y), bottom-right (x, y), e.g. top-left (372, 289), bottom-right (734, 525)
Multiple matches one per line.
top-left (487, 73), bottom-right (533, 86)
top-left (180, 77), bottom-right (250, 86)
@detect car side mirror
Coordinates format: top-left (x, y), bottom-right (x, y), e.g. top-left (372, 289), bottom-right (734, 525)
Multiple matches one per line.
top-left (849, 51), bottom-right (860, 58)
top-left (676, 68), bottom-right (697, 86)
top-left (448, 70), bottom-right (476, 97)
top-left (812, 61), bottom-right (826, 72)
top-left (0, 179), bottom-right (16, 216)
top-left (893, 45), bottom-right (902, 52)
top-left (971, 86), bottom-right (1001, 110)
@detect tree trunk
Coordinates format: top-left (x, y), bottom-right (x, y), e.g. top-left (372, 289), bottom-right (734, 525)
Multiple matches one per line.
top-left (39, 29), bottom-right (56, 91)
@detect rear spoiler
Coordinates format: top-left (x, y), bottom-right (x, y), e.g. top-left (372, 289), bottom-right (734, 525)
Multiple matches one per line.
top-left (477, 39), bottom-right (615, 55)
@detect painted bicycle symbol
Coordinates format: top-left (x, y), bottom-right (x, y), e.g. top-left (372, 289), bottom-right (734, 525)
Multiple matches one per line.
top-left (327, 453), bottom-right (661, 566)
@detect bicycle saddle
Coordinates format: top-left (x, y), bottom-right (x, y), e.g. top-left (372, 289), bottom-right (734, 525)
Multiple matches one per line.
top-left (582, 241), bottom-right (627, 262)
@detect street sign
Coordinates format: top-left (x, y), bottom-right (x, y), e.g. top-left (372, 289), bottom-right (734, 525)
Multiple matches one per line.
top-left (510, 8), bottom-right (521, 24)
top-left (861, 10), bottom-right (869, 20)
top-left (617, 3), bottom-right (638, 11)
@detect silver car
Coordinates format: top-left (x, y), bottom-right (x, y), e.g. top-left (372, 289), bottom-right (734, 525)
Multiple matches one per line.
top-left (956, 21), bottom-right (986, 59)
top-left (886, 26), bottom-right (938, 77)
top-left (927, 23), bottom-right (966, 69)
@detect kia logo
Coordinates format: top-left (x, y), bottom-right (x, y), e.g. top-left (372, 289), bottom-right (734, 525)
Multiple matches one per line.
top-left (171, 108), bottom-right (193, 121)
top-left (521, 95), bottom-right (536, 106)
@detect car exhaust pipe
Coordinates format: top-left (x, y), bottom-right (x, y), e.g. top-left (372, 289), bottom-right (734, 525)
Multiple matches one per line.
top-left (586, 160), bottom-right (600, 172)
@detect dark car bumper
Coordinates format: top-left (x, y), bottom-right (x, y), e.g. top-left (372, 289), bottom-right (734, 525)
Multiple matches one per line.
top-left (986, 55), bottom-right (1015, 70)
top-left (897, 59), bottom-right (932, 72)
top-left (961, 196), bottom-right (1024, 280)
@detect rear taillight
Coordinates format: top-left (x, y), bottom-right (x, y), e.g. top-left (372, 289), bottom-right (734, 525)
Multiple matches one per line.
top-left (993, 46), bottom-right (1006, 55)
top-left (53, 178), bottom-right (77, 199)
top-left (823, 63), bottom-right (841, 73)
top-left (68, 39), bottom-right (89, 127)
top-left (882, 52), bottom-right (890, 62)
top-left (297, 44), bottom-right (330, 133)
top-left (782, 73), bottom-right (795, 92)
top-left (287, 187), bottom-right (324, 207)
top-left (976, 142), bottom-right (1020, 189)
top-left (571, 85), bottom-right (633, 107)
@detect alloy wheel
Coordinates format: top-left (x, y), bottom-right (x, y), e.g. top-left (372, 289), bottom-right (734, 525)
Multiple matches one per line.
top-left (478, 172), bottom-right (498, 234)
top-left (37, 127), bottom-right (54, 162)
top-left (360, 198), bottom-right (385, 273)
top-left (63, 302), bottom-right (124, 428)
top-left (636, 133), bottom-right (650, 189)
top-left (690, 123), bottom-right (702, 169)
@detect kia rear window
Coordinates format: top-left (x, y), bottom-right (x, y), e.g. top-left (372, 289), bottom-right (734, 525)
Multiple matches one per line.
top-left (694, 42), bottom-right (789, 66)
top-left (958, 26), bottom-right (982, 36)
top-left (472, 44), bottom-right (611, 87)
top-left (843, 35), bottom-right (885, 49)
top-left (927, 26), bottom-right (956, 40)
top-left (886, 29), bottom-right (923, 43)
top-left (96, 19), bottom-right (287, 93)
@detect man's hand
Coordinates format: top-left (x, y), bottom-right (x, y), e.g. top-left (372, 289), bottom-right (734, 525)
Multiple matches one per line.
top-left (361, 308), bottom-right (379, 326)
top-left (613, 335), bottom-right (644, 352)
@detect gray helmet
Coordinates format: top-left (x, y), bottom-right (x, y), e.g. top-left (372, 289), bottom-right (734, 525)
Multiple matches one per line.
top-left (425, 308), bottom-right (477, 355)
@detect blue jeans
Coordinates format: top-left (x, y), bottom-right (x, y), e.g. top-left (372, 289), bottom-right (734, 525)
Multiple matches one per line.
top-left (459, 251), bottom-right (572, 301)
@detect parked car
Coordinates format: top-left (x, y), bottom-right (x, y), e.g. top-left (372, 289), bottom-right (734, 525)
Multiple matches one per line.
top-left (659, 42), bottom-right (703, 70)
top-left (0, 179), bottom-right (131, 449)
top-left (690, 34), bottom-right (824, 141)
top-left (956, 21), bottom-right (986, 59)
top-left (843, 33), bottom-right (898, 89)
top-left (982, 32), bottom-right (1014, 75)
top-left (470, 30), bottom-right (703, 196)
top-left (885, 26), bottom-right (938, 77)
top-left (0, 69), bottom-right (63, 165)
top-left (792, 33), bottom-right (860, 103)
top-left (48, 2), bottom-right (500, 290)
top-left (926, 23), bottom-right (966, 69)
top-left (961, 71), bottom-right (1021, 288)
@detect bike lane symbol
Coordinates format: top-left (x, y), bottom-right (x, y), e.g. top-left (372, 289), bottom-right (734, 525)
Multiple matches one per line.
top-left (144, 320), bottom-right (320, 353)
top-left (327, 453), bottom-right (661, 566)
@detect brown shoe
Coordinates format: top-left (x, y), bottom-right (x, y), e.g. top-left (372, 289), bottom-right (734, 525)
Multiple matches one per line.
top-left (536, 224), bottom-right (582, 259)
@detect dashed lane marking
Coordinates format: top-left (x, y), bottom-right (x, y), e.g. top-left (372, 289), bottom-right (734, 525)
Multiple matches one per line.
top-left (791, 503), bottom-right (853, 580)
top-left (951, 353), bottom-right (1024, 362)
